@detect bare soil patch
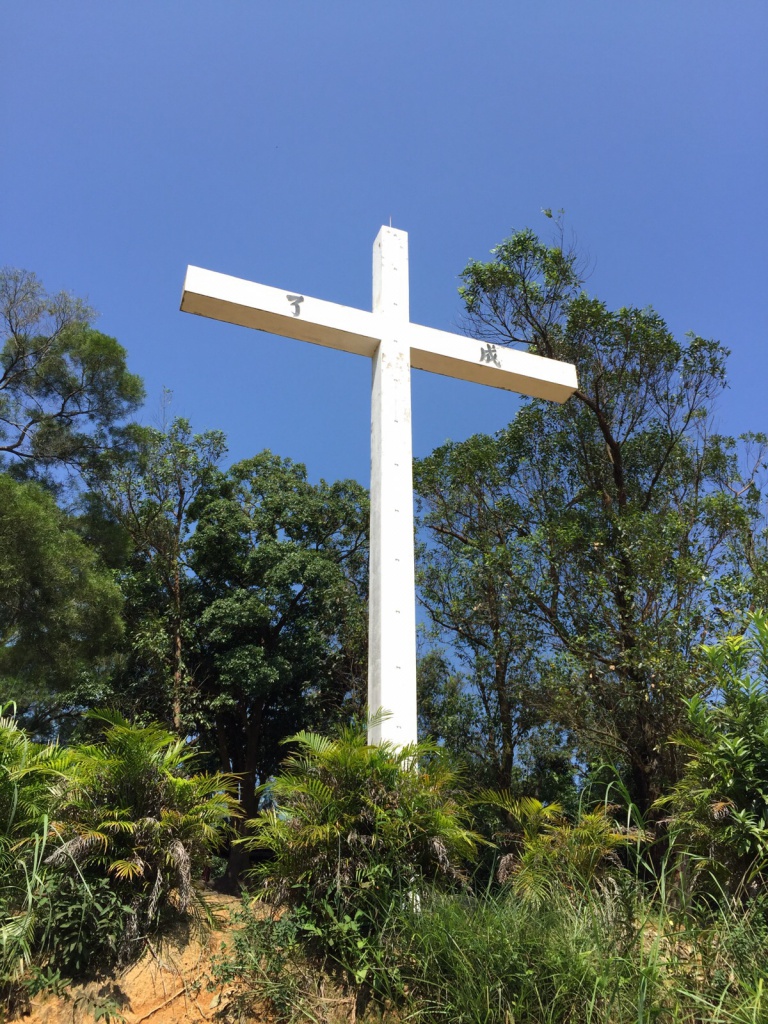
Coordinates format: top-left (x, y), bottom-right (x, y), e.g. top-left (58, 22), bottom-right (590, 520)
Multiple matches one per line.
top-left (18, 896), bottom-right (271, 1024)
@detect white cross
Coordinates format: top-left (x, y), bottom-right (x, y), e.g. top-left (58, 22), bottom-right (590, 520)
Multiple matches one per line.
top-left (181, 227), bottom-right (577, 748)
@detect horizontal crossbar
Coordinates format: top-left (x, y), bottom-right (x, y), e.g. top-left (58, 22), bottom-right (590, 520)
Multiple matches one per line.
top-left (181, 266), bottom-right (577, 403)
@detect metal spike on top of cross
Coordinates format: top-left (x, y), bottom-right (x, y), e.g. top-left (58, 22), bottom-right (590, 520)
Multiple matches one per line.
top-left (180, 227), bottom-right (578, 748)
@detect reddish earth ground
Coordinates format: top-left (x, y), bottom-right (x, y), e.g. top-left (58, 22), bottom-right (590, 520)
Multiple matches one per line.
top-left (19, 896), bottom-right (270, 1024)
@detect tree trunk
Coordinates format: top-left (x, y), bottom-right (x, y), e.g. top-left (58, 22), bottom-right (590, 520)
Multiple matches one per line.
top-left (171, 560), bottom-right (183, 733)
top-left (223, 705), bottom-right (263, 889)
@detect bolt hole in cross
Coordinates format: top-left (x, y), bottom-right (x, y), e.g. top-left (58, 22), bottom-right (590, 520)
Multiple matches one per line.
top-left (180, 227), bottom-right (577, 746)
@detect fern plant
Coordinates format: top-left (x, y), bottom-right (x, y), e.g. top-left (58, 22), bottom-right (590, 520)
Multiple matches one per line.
top-left (0, 705), bottom-right (71, 1010)
top-left (46, 711), bottom-right (240, 959)
top-left (0, 703), bottom-right (70, 857)
top-left (241, 719), bottom-right (482, 989)
top-left (477, 790), bottom-right (637, 905)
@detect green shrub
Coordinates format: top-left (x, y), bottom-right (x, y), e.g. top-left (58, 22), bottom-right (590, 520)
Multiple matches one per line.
top-left (45, 711), bottom-right (241, 963)
top-left (225, 737), bottom-right (768, 1024)
top-left (1, 708), bottom-right (240, 1013)
top-left (0, 704), bottom-right (70, 857)
top-left (241, 721), bottom-right (482, 993)
top-left (0, 705), bottom-right (71, 1009)
top-left (34, 874), bottom-right (130, 978)
top-left (389, 880), bottom-right (768, 1024)
top-left (476, 792), bottom-right (641, 905)
top-left (665, 611), bottom-right (768, 893)
top-left (212, 901), bottom-right (326, 1024)
top-left (219, 874), bottom-right (768, 1024)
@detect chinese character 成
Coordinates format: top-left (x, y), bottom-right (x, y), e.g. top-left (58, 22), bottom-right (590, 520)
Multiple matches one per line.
top-left (479, 344), bottom-right (501, 367)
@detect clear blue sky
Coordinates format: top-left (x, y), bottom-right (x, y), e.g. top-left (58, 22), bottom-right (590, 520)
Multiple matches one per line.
top-left (2, 2), bottom-right (766, 487)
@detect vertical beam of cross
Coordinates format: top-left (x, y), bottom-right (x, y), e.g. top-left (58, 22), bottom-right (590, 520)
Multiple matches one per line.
top-left (368, 228), bottom-right (417, 747)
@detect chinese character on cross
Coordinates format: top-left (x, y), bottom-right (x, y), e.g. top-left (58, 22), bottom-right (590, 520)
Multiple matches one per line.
top-left (480, 344), bottom-right (502, 367)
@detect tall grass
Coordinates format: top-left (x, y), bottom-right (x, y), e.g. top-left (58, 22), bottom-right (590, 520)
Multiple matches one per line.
top-left (0, 830), bottom-right (48, 1002)
top-left (386, 876), bottom-right (768, 1024)
top-left (225, 864), bottom-right (768, 1024)
top-left (223, 721), bottom-right (768, 1023)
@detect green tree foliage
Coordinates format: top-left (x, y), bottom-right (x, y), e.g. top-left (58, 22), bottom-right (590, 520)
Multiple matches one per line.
top-left (417, 651), bottom-right (486, 772)
top-left (86, 416), bottom-right (227, 731)
top-left (666, 612), bottom-right (768, 890)
top-left (187, 452), bottom-right (369, 821)
top-left (82, 432), bottom-right (369, 882)
top-left (0, 474), bottom-right (123, 718)
top-left (0, 268), bottom-right (143, 472)
top-left (87, 436), bottom-right (369, 816)
top-left (416, 222), bottom-right (752, 810)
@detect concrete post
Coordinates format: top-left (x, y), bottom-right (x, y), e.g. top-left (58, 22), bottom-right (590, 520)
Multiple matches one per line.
top-left (367, 227), bottom-right (418, 747)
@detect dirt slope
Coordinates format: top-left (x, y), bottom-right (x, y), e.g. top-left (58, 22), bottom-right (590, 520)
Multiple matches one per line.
top-left (20, 896), bottom-right (269, 1024)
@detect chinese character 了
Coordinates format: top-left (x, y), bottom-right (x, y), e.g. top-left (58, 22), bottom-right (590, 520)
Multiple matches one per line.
top-left (287, 294), bottom-right (304, 316)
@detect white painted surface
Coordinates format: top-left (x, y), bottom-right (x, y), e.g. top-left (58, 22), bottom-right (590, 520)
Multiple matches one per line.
top-left (368, 228), bottom-right (417, 747)
top-left (408, 322), bottom-right (576, 401)
top-left (181, 267), bottom-right (379, 357)
top-left (181, 264), bottom-right (578, 401)
top-left (180, 228), bottom-right (578, 748)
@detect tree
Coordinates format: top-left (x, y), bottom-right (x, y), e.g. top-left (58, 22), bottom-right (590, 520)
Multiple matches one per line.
top-left (85, 416), bottom-right (227, 732)
top-left (416, 650), bottom-right (487, 773)
top-left (175, 452), bottom-right (368, 883)
top-left (187, 453), bottom-right (369, 822)
top-left (415, 222), bottom-right (751, 811)
top-left (0, 268), bottom-right (144, 473)
top-left (0, 474), bottom-right (123, 723)
top-left (416, 438), bottom-right (562, 792)
top-left (84, 434), bottom-right (368, 885)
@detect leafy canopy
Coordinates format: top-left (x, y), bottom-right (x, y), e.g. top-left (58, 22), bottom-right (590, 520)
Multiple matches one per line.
top-left (0, 474), bottom-right (123, 710)
top-left (416, 220), bottom-right (747, 809)
top-left (0, 268), bottom-right (143, 471)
